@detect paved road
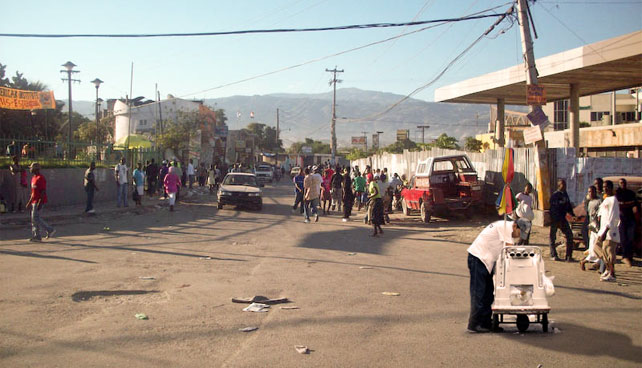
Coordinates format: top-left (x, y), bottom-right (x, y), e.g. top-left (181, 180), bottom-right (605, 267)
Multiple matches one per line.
top-left (1, 182), bottom-right (641, 367)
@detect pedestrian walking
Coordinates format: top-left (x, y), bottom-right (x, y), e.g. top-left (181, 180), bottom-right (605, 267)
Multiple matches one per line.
top-left (580, 185), bottom-right (602, 271)
top-left (133, 163), bottom-right (144, 206)
top-left (159, 161), bottom-right (169, 199)
top-left (9, 155), bottom-right (28, 212)
top-left (115, 157), bottom-right (129, 207)
top-left (164, 166), bottom-right (181, 212)
top-left (187, 159), bottom-right (195, 188)
top-left (145, 158), bottom-right (159, 196)
top-left (207, 164), bottom-right (217, 194)
top-left (331, 166), bottom-right (343, 212)
top-left (514, 183), bottom-right (534, 245)
top-left (320, 168), bottom-right (332, 215)
top-left (368, 175), bottom-right (385, 236)
top-left (615, 178), bottom-right (638, 267)
top-left (303, 167), bottom-right (320, 223)
top-left (353, 170), bottom-right (366, 211)
top-left (342, 166), bottom-right (354, 222)
top-left (26, 163), bottom-right (55, 242)
top-left (549, 179), bottom-right (576, 261)
top-left (467, 220), bottom-right (520, 333)
top-left (84, 161), bottom-right (99, 214)
top-left (594, 180), bottom-right (620, 282)
top-left (292, 170), bottom-right (305, 214)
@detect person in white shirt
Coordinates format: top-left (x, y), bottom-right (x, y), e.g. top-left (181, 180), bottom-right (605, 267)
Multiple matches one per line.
top-left (467, 220), bottom-right (520, 333)
top-left (114, 158), bottom-right (129, 207)
top-left (595, 180), bottom-right (620, 282)
top-left (187, 159), bottom-right (195, 189)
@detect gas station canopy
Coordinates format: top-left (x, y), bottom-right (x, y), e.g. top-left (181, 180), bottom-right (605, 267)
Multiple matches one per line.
top-left (435, 30), bottom-right (642, 105)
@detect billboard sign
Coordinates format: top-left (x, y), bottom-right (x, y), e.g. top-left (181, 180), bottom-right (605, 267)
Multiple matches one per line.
top-left (351, 136), bottom-right (366, 145)
top-left (526, 84), bottom-right (547, 105)
top-left (396, 129), bottom-right (409, 142)
top-left (301, 146), bottom-right (312, 154)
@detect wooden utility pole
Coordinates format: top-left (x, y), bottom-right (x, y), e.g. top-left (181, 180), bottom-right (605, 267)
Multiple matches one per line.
top-left (326, 67), bottom-right (344, 163)
top-left (517, 0), bottom-right (551, 215)
top-left (276, 108), bottom-right (280, 147)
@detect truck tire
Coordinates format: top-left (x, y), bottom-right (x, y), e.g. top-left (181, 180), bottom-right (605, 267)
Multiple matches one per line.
top-left (420, 201), bottom-right (431, 223)
top-left (402, 199), bottom-right (409, 216)
top-left (516, 314), bottom-right (530, 333)
top-left (217, 203), bottom-right (223, 209)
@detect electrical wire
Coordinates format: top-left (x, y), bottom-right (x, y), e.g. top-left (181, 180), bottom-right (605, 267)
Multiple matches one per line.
top-left (0, 14), bottom-right (505, 38)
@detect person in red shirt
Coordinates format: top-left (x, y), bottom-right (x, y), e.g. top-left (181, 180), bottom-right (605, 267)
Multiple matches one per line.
top-left (26, 163), bottom-right (55, 242)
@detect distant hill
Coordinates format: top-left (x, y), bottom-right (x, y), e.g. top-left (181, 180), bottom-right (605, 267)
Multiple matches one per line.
top-left (70, 88), bottom-right (494, 148)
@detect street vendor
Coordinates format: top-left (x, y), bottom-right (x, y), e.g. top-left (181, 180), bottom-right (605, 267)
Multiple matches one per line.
top-left (467, 220), bottom-right (520, 333)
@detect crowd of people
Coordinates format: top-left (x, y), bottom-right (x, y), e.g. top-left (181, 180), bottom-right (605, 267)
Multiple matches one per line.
top-left (291, 163), bottom-right (405, 237)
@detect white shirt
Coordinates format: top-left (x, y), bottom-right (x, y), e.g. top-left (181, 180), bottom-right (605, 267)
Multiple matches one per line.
top-left (187, 163), bottom-right (195, 175)
top-left (597, 196), bottom-right (620, 242)
top-left (115, 163), bottom-right (128, 184)
top-left (467, 220), bottom-right (515, 274)
top-left (312, 173), bottom-right (323, 195)
top-left (515, 192), bottom-right (533, 208)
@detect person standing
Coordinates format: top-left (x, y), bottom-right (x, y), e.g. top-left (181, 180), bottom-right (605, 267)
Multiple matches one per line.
top-left (353, 170), bottom-right (366, 211)
top-left (292, 169), bottom-right (305, 214)
top-left (133, 163), bottom-right (144, 206)
top-left (84, 161), bottom-right (99, 214)
top-left (207, 164), bottom-right (217, 194)
top-left (467, 220), bottom-right (520, 333)
top-left (580, 185), bottom-right (602, 271)
top-left (515, 183), bottom-right (534, 245)
top-left (303, 167), bottom-right (320, 223)
top-left (164, 166), bottom-right (181, 211)
top-left (595, 180), bottom-right (620, 281)
top-left (145, 158), bottom-right (159, 197)
top-left (331, 166), bottom-right (343, 213)
top-left (321, 168), bottom-right (332, 215)
top-left (616, 178), bottom-right (638, 267)
top-left (9, 155), bottom-right (28, 212)
top-left (115, 157), bottom-right (129, 207)
top-left (159, 161), bottom-right (169, 199)
top-left (549, 179), bottom-right (576, 261)
top-left (187, 159), bottom-right (195, 189)
top-left (26, 163), bottom-right (55, 242)
top-left (368, 175), bottom-right (385, 236)
top-left (342, 167), bottom-right (354, 222)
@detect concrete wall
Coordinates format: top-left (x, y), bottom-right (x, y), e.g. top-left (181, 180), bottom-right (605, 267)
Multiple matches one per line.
top-left (1, 168), bottom-right (117, 208)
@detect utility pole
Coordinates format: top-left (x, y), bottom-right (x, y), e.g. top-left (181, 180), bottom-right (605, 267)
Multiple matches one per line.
top-left (375, 131), bottom-right (383, 150)
top-left (516, 0), bottom-right (551, 215)
top-left (60, 61), bottom-right (80, 157)
top-left (417, 125), bottom-right (430, 144)
top-left (361, 131), bottom-right (368, 152)
top-left (276, 108), bottom-right (280, 147)
top-left (326, 67), bottom-right (344, 163)
top-left (91, 78), bottom-right (103, 160)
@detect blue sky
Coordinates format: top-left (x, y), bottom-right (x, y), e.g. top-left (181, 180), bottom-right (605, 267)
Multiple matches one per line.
top-left (1, 0), bottom-right (640, 104)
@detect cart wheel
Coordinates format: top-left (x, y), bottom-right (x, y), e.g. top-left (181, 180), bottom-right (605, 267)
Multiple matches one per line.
top-left (516, 315), bottom-right (530, 333)
top-left (542, 313), bottom-right (549, 333)
top-left (492, 314), bottom-right (500, 331)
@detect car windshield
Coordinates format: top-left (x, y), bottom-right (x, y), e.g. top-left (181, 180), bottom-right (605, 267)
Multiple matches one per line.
top-left (224, 175), bottom-right (258, 186)
top-left (257, 166), bottom-right (271, 171)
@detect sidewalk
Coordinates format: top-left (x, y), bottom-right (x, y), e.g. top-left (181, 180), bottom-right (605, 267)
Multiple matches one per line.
top-left (0, 186), bottom-right (213, 229)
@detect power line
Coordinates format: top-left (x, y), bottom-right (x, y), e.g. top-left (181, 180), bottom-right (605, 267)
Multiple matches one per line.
top-left (0, 14), bottom-right (505, 38)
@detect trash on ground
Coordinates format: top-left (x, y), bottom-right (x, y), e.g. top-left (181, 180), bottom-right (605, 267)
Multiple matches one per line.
top-left (135, 313), bottom-right (148, 320)
top-left (347, 253), bottom-right (356, 256)
top-left (618, 283), bottom-right (629, 287)
top-left (537, 364), bottom-right (543, 368)
top-left (552, 327), bottom-right (562, 334)
top-left (139, 276), bottom-right (155, 280)
top-left (232, 295), bottom-right (290, 305)
top-left (239, 326), bottom-right (259, 332)
top-left (359, 266), bottom-right (373, 269)
top-left (382, 292), bottom-right (400, 296)
top-left (199, 257), bottom-right (212, 260)
top-left (243, 303), bottom-right (270, 313)
top-left (178, 284), bottom-right (190, 288)
top-left (102, 226), bottom-right (110, 231)
top-left (295, 345), bottom-right (309, 354)
top-left (280, 306), bottom-right (300, 310)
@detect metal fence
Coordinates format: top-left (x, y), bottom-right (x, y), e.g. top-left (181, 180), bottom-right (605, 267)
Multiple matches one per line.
top-left (1, 136), bottom-right (161, 169)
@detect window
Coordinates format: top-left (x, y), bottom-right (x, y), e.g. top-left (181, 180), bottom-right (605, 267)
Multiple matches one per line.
top-left (433, 160), bottom-right (454, 172)
top-left (590, 111), bottom-right (608, 122)
top-left (554, 100), bottom-right (568, 130)
top-left (621, 112), bottom-right (636, 122)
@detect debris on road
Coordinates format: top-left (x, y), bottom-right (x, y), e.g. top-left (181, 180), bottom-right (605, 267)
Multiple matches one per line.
top-left (178, 284), bottom-right (191, 288)
top-left (359, 266), bottom-right (373, 269)
top-left (139, 277), bottom-right (155, 280)
top-left (280, 306), bottom-right (300, 310)
top-left (135, 313), bottom-right (148, 320)
top-left (102, 226), bottom-right (110, 231)
top-left (243, 303), bottom-right (270, 313)
top-left (382, 292), bottom-right (400, 296)
top-left (295, 345), bottom-right (309, 354)
top-left (199, 257), bottom-right (212, 260)
top-left (239, 326), bottom-right (259, 332)
top-left (347, 253), bottom-right (357, 256)
top-left (232, 295), bottom-right (290, 305)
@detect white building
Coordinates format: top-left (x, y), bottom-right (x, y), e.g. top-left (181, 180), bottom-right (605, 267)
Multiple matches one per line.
top-left (113, 96), bottom-right (202, 144)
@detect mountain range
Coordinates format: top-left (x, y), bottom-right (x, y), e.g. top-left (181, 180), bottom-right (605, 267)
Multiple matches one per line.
top-left (69, 88), bottom-right (493, 148)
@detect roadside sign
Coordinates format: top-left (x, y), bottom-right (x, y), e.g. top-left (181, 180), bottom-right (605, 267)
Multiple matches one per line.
top-left (215, 125), bottom-right (229, 137)
top-left (372, 134), bottom-right (379, 149)
top-left (301, 146), bottom-right (312, 154)
top-left (527, 106), bottom-right (549, 127)
top-left (396, 129), bottom-right (409, 142)
top-left (351, 136), bottom-right (366, 145)
top-left (523, 125), bottom-right (543, 145)
top-left (526, 84), bottom-right (546, 105)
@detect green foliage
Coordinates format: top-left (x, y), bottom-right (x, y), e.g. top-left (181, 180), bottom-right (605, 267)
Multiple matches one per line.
top-left (73, 117), bottom-right (114, 143)
top-left (345, 148), bottom-right (369, 161)
top-left (433, 133), bottom-right (460, 149)
top-left (463, 136), bottom-right (482, 152)
top-left (383, 139), bottom-right (417, 154)
top-left (288, 138), bottom-right (331, 154)
top-left (155, 111), bottom-right (202, 157)
top-left (580, 121), bottom-right (591, 128)
top-left (243, 122), bottom-right (284, 153)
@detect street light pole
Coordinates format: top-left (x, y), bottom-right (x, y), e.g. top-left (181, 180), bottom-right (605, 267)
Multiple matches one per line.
top-left (91, 78), bottom-right (103, 160)
top-left (417, 125), bottom-right (430, 144)
top-left (60, 61), bottom-right (79, 156)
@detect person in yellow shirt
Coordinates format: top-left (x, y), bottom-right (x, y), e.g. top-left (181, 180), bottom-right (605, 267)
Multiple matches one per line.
top-left (368, 176), bottom-right (385, 237)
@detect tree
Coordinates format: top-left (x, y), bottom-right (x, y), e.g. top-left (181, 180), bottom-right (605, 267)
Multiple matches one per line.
top-left (345, 148), bottom-right (368, 161)
top-left (156, 111), bottom-right (201, 158)
top-left (383, 139), bottom-right (417, 154)
top-left (434, 133), bottom-right (459, 149)
top-left (463, 136), bottom-right (482, 152)
top-left (288, 138), bottom-right (330, 154)
top-left (74, 116), bottom-right (114, 143)
top-left (243, 122), bottom-right (283, 152)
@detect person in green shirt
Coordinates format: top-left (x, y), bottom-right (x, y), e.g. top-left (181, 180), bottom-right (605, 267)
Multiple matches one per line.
top-left (353, 171), bottom-right (366, 211)
top-left (368, 176), bottom-right (385, 237)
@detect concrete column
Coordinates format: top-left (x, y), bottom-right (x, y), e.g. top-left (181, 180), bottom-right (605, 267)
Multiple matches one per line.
top-left (569, 83), bottom-right (580, 157)
top-left (497, 98), bottom-right (505, 148)
top-left (611, 91), bottom-right (617, 125)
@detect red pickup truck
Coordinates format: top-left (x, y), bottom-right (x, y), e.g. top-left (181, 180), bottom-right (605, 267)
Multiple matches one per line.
top-left (400, 154), bottom-right (484, 223)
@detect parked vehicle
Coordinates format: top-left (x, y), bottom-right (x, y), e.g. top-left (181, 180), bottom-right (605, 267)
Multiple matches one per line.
top-left (217, 173), bottom-right (263, 210)
top-left (400, 155), bottom-right (483, 223)
top-left (254, 164), bottom-right (274, 184)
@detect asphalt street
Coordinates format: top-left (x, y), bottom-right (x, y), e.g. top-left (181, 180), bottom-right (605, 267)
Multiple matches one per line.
top-left (1, 182), bottom-right (641, 367)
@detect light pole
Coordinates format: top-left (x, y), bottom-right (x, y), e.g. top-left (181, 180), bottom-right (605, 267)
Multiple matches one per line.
top-left (60, 61), bottom-right (79, 156)
top-left (91, 78), bottom-right (103, 159)
top-left (417, 125), bottom-right (430, 144)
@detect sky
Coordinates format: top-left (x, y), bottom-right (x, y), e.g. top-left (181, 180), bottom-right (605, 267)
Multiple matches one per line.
top-left (1, 0), bottom-right (641, 107)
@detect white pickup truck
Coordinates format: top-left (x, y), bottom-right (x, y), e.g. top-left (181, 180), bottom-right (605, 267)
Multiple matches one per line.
top-left (254, 165), bottom-right (274, 184)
